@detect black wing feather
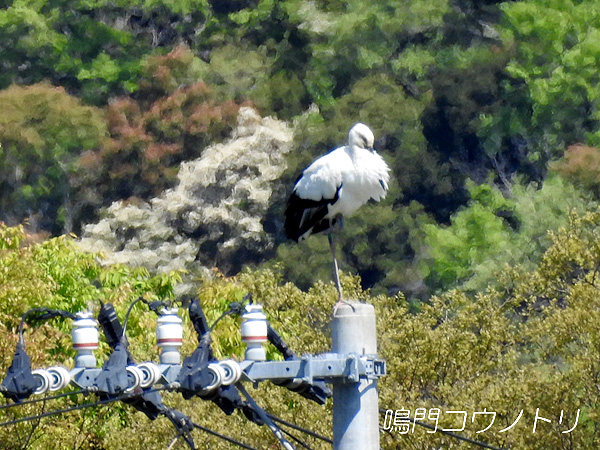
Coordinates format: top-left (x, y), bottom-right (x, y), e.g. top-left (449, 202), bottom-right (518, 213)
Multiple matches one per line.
top-left (284, 186), bottom-right (341, 242)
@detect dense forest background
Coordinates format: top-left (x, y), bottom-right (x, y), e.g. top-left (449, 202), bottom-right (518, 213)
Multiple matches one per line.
top-left (3, 0), bottom-right (600, 298)
top-left (2, 0), bottom-right (600, 449)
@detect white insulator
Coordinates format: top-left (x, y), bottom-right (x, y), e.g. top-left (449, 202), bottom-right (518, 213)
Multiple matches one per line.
top-left (136, 362), bottom-right (161, 388)
top-left (125, 365), bottom-right (144, 393)
top-left (47, 366), bottom-right (71, 391)
top-left (199, 363), bottom-right (226, 395)
top-left (71, 312), bottom-right (99, 368)
top-left (32, 369), bottom-right (52, 395)
top-left (241, 304), bottom-right (268, 361)
top-left (218, 360), bottom-right (242, 385)
top-left (156, 308), bottom-right (183, 365)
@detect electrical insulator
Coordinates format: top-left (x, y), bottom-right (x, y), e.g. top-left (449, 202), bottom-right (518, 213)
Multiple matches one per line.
top-left (198, 363), bottom-right (226, 396)
top-left (156, 308), bottom-right (183, 365)
top-left (125, 365), bottom-right (144, 393)
top-left (241, 304), bottom-right (268, 361)
top-left (218, 360), bottom-right (242, 385)
top-left (136, 362), bottom-right (162, 388)
top-left (31, 369), bottom-right (51, 395)
top-left (47, 366), bottom-right (71, 391)
top-left (71, 312), bottom-right (99, 368)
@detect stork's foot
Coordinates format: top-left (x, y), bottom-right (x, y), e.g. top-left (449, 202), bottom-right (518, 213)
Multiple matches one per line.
top-left (333, 298), bottom-right (357, 314)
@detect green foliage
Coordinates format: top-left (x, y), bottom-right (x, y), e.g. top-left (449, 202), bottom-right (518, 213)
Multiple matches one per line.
top-left (0, 2), bottom-right (599, 446)
top-left (423, 181), bottom-right (513, 289)
top-left (273, 198), bottom-right (432, 298)
top-left (0, 0), bottom-right (135, 103)
top-left (0, 83), bottom-right (106, 234)
top-left (269, 209), bottom-right (600, 449)
top-left (0, 223), bottom-right (180, 328)
top-left (422, 176), bottom-right (594, 292)
top-left (192, 42), bottom-right (309, 119)
top-left (0, 223), bottom-right (26, 250)
top-left (194, 44), bottom-right (274, 103)
top-left (286, 0), bottom-right (449, 108)
top-left (0, 1), bottom-right (67, 87)
top-left (71, 47), bottom-right (243, 227)
top-left (422, 45), bottom-right (518, 182)
top-left (0, 224), bottom-right (182, 448)
top-left (477, 0), bottom-right (600, 174)
top-left (6, 212), bottom-right (600, 448)
top-left (0, 0), bottom-right (216, 104)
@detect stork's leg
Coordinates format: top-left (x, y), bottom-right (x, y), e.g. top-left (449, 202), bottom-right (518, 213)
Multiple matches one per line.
top-left (328, 232), bottom-right (343, 303)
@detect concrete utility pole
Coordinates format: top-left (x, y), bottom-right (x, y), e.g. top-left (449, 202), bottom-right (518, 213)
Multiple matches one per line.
top-left (332, 301), bottom-right (380, 450)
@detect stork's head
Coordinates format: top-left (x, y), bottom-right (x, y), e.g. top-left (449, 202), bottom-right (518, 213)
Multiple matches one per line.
top-left (348, 123), bottom-right (375, 152)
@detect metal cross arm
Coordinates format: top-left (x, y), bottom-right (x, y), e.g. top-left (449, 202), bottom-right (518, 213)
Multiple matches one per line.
top-left (239, 353), bottom-right (386, 385)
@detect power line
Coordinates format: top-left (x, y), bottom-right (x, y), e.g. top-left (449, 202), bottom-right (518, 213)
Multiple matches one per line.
top-left (237, 383), bottom-right (296, 450)
top-left (192, 423), bottom-right (259, 450)
top-left (0, 387), bottom-right (173, 427)
top-left (379, 408), bottom-right (505, 450)
top-left (0, 392), bottom-right (133, 427)
top-left (178, 430), bottom-right (197, 450)
top-left (279, 427), bottom-right (314, 450)
top-left (266, 412), bottom-right (332, 444)
top-left (1, 298), bottom-right (391, 449)
top-left (0, 388), bottom-right (273, 450)
top-left (165, 430), bottom-right (196, 450)
top-left (0, 389), bottom-right (90, 411)
top-left (121, 297), bottom-right (145, 342)
top-left (18, 308), bottom-right (77, 343)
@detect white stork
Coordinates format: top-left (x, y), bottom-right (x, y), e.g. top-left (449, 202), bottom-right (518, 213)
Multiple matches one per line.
top-left (284, 123), bottom-right (390, 302)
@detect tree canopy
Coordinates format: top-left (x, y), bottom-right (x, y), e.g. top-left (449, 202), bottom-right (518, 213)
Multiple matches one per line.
top-left (2, 0), bottom-right (600, 296)
top-left (3, 209), bottom-right (600, 448)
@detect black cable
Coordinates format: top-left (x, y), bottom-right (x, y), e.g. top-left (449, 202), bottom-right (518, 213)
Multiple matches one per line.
top-left (0, 395), bottom-right (125, 427)
top-left (209, 294), bottom-right (252, 331)
top-left (278, 427), bottom-right (314, 450)
top-left (192, 422), bottom-right (260, 450)
top-left (121, 297), bottom-right (172, 343)
top-left (0, 387), bottom-right (198, 450)
top-left (121, 297), bottom-right (145, 343)
top-left (168, 431), bottom-right (197, 450)
top-left (0, 389), bottom-right (90, 411)
top-left (0, 387), bottom-right (169, 428)
top-left (379, 408), bottom-right (505, 450)
top-left (266, 413), bottom-right (332, 444)
top-left (18, 308), bottom-right (77, 343)
top-left (0, 386), bottom-right (252, 450)
top-left (208, 310), bottom-right (230, 332)
top-left (236, 383), bottom-right (295, 450)
top-left (179, 431), bottom-right (196, 450)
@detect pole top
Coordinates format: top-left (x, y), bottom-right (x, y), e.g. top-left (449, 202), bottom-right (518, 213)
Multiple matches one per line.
top-left (331, 301), bottom-right (377, 356)
top-left (332, 300), bottom-right (375, 318)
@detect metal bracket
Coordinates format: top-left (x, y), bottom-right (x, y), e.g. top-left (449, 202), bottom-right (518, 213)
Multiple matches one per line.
top-left (64, 352), bottom-right (385, 391)
top-left (239, 353), bottom-right (386, 384)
